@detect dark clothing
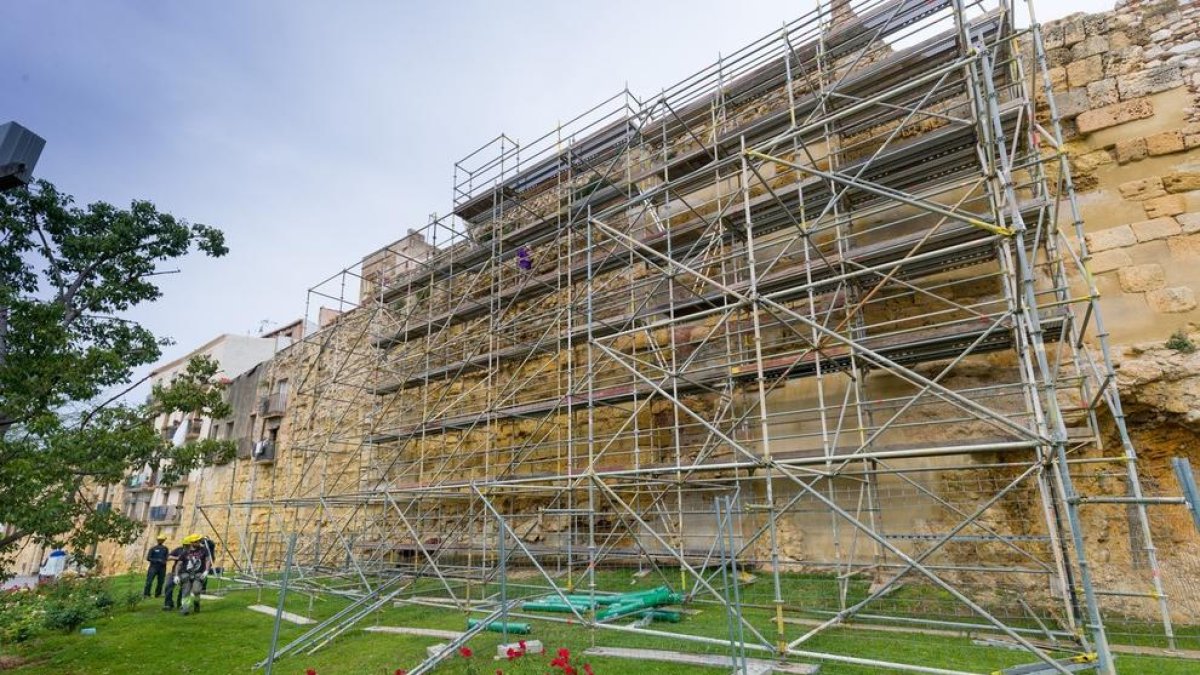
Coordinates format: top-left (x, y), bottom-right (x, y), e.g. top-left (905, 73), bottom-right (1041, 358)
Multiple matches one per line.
top-left (176, 545), bottom-right (211, 615)
top-left (166, 546), bottom-right (187, 575)
top-left (162, 574), bottom-right (182, 609)
top-left (144, 563), bottom-right (165, 597)
top-left (178, 546), bottom-right (210, 576)
top-left (146, 544), bottom-right (169, 565)
top-left (199, 537), bottom-right (217, 591)
top-left (163, 546), bottom-right (187, 609)
top-left (143, 543), bottom-right (169, 597)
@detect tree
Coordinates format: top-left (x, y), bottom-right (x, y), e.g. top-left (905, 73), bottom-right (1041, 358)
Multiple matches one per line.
top-left (0, 179), bottom-right (235, 576)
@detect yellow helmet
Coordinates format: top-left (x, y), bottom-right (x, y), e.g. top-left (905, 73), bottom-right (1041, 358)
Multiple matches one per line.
top-left (182, 534), bottom-right (202, 545)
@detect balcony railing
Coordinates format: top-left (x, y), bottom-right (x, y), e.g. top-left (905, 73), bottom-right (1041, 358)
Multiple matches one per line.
top-left (260, 393), bottom-right (287, 417)
top-left (162, 419), bottom-right (203, 441)
top-left (126, 472), bottom-right (157, 490)
top-left (253, 440), bottom-right (276, 463)
top-left (148, 505), bottom-right (181, 523)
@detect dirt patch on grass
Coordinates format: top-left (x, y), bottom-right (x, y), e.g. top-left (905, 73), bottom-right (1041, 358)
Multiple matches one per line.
top-left (0, 655), bottom-right (30, 671)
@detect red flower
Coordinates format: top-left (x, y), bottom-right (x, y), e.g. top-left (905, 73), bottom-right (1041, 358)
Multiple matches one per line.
top-left (583, 665), bottom-right (594, 675)
top-left (306, 670), bottom-right (317, 675)
top-left (459, 646), bottom-right (473, 658)
top-left (557, 648), bottom-right (570, 659)
top-left (506, 647), bottom-right (517, 661)
top-left (395, 670), bottom-right (407, 675)
top-left (518, 640), bottom-right (527, 653)
top-left (495, 671), bottom-right (504, 675)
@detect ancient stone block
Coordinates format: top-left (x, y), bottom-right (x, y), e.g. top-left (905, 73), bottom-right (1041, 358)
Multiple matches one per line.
top-left (1063, 17), bottom-right (1085, 47)
top-left (1090, 248), bottom-right (1132, 273)
top-left (1075, 149), bottom-right (1113, 175)
top-left (1118, 177), bottom-right (1166, 201)
top-left (1184, 123), bottom-right (1200, 149)
top-left (1146, 286), bottom-right (1198, 313)
top-left (1178, 213), bottom-right (1200, 234)
top-left (1116, 65), bottom-right (1184, 99)
top-left (1043, 23), bottom-right (1065, 50)
top-left (1130, 217), bottom-right (1181, 242)
top-left (1067, 54), bottom-right (1104, 87)
top-left (1046, 47), bottom-right (1072, 69)
top-left (1170, 40), bottom-right (1200, 55)
top-left (1053, 88), bottom-right (1091, 119)
top-left (1076, 98), bottom-right (1154, 133)
top-left (1071, 35), bottom-right (1109, 60)
top-left (1164, 173), bottom-right (1200, 194)
top-left (1144, 194), bottom-right (1187, 219)
top-left (1114, 137), bottom-right (1148, 164)
top-left (1086, 78), bottom-right (1119, 107)
top-left (1168, 233), bottom-right (1200, 256)
top-left (1146, 131), bottom-right (1185, 156)
top-left (1103, 46), bottom-right (1144, 77)
top-left (1081, 12), bottom-right (1109, 37)
top-left (1118, 264), bottom-right (1166, 292)
top-left (1085, 224), bottom-right (1137, 251)
top-left (1047, 66), bottom-right (1067, 91)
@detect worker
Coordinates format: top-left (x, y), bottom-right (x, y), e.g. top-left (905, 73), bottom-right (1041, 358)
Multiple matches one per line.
top-left (173, 533), bottom-right (211, 615)
top-left (143, 535), bottom-right (169, 598)
top-left (198, 535), bottom-right (217, 592)
top-left (161, 540), bottom-right (187, 611)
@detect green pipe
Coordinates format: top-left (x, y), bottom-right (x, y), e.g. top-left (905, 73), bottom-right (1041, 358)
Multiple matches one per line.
top-left (526, 586), bottom-right (685, 617)
top-left (521, 599), bottom-right (593, 613)
top-left (634, 609), bottom-right (682, 623)
top-left (596, 598), bottom-right (654, 621)
top-left (467, 619), bottom-right (531, 634)
top-left (562, 594), bottom-right (621, 606)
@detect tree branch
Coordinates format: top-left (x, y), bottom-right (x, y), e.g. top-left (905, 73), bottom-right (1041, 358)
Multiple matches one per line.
top-left (33, 222), bottom-right (68, 295)
top-left (0, 529), bottom-right (29, 551)
top-left (78, 370), bottom-right (157, 430)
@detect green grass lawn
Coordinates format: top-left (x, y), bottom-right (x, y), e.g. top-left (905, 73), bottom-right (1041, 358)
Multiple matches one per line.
top-left (3, 572), bottom-right (1195, 674)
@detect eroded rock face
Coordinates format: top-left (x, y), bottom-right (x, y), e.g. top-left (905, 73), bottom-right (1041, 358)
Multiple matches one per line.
top-left (1114, 326), bottom-right (1200, 423)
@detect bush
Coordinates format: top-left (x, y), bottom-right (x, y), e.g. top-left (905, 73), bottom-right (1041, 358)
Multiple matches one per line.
top-left (42, 597), bottom-right (96, 632)
top-left (0, 577), bottom-right (122, 638)
top-left (90, 587), bottom-right (115, 615)
top-left (0, 589), bottom-right (44, 643)
top-left (123, 589), bottom-right (143, 611)
top-left (1166, 329), bottom-right (1196, 354)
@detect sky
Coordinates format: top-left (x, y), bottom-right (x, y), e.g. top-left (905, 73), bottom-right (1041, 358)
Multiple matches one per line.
top-left (4, 0), bottom-right (1110, 383)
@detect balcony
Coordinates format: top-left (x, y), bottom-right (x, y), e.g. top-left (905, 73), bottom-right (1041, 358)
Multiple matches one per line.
top-left (252, 440), bottom-right (276, 463)
top-left (162, 419), bottom-right (203, 442)
top-left (260, 393), bottom-right (287, 418)
top-left (126, 472), bottom-right (158, 491)
top-left (148, 505), bottom-right (181, 524)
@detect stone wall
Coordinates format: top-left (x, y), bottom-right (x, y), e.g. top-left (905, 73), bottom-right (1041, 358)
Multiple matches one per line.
top-left (53, 6), bottom-right (1200, 638)
top-left (1048, 1), bottom-right (1200, 344)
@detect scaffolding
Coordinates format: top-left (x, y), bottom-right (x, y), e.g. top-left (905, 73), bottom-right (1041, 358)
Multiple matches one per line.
top-left (200, 1), bottom-right (1200, 673)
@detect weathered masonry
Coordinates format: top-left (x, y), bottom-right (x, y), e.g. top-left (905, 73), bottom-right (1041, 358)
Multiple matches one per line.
top-left (194, 2), bottom-right (1200, 673)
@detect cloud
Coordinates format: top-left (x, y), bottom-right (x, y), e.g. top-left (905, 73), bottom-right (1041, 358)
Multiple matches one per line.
top-left (4, 0), bottom-right (1112, 389)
